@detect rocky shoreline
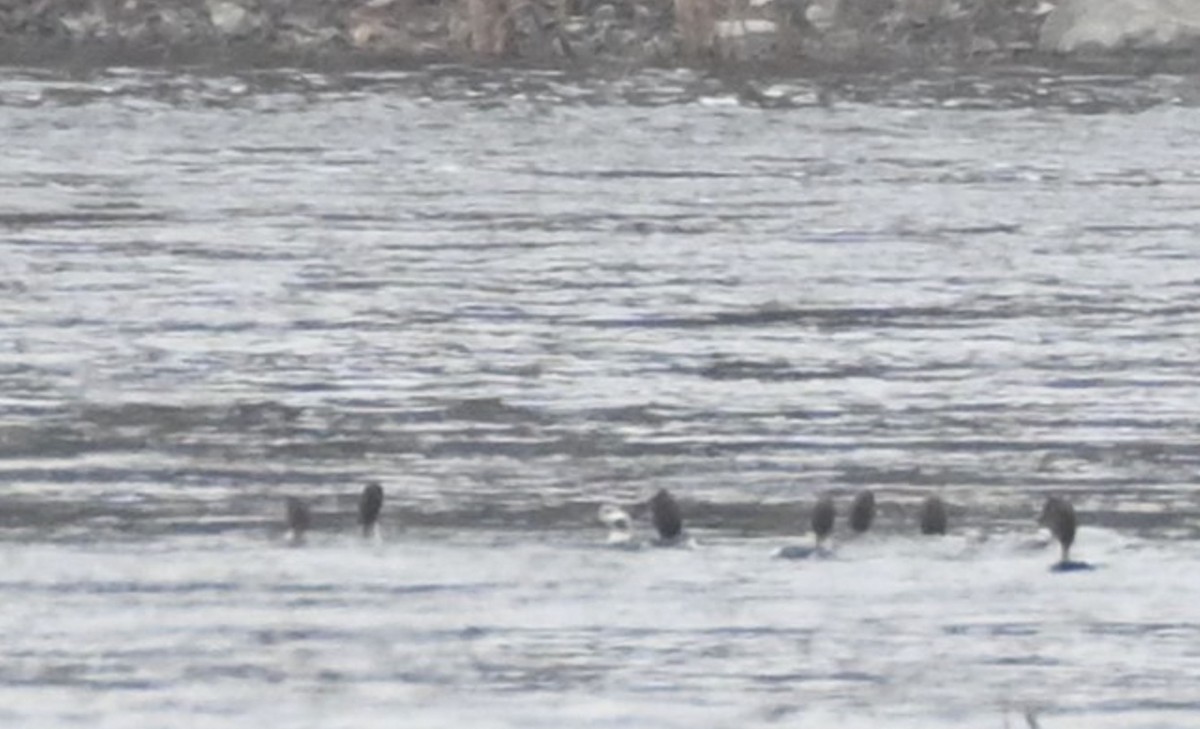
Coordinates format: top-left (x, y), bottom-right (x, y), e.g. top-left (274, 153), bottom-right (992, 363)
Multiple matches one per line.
top-left (0, 0), bottom-right (1197, 69)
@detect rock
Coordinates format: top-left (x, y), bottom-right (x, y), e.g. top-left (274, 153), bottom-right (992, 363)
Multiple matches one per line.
top-left (0, 0), bottom-right (1096, 67)
top-left (715, 18), bottom-right (777, 60)
top-left (896, 0), bottom-right (957, 27)
top-left (276, 15), bottom-right (342, 51)
top-left (969, 34), bottom-right (1000, 54)
top-left (121, 5), bottom-right (205, 45)
top-left (350, 18), bottom-right (404, 50)
top-left (206, 0), bottom-right (258, 37)
top-left (632, 3), bottom-right (655, 24)
top-left (348, 3), bottom-right (405, 51)
top-left (674, 0), bottom-right (718, 57)
top-left (1040, 0), bottom-right (1200, 53)
top-left (806, 0), bottom-right (839, 31)
top-left (643, 32), bottom-right (677, 60)
top-left (612, 27), bottom-right (640, 52)
top-left (509, 0), bottom-right (567, 59)
top-left (460, 0), bottom-right (508, 55)
top-left (60, 10), bottom-right (107, 40)
top-left (592, 3), bottom-right (618, 25)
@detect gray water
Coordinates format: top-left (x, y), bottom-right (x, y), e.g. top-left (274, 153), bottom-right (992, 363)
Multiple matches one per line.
top-left (2, 64), bottom-right (1200, 728)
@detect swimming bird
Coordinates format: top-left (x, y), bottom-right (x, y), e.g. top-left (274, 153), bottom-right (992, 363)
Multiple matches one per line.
top-left (811, 494), bottom-right (835, 545)
top-left (774, 494), bottom-right (836, 560)
top-left (1039, 495), bottom-right (1076, 565)
top-left (598, 503), bottom-right (638, 547)
top-left (918, 494), bottom-right (947, 535)
top-left (359, 481), bottom-right (384, 539)
top-left (599, 503), bottom-right (632, 532)
top-left (285, 496), bottom-right (311, 546)
top-left (649, 488), bottom-right (683, 544)
top-left (848, 489), bottom-right (876, 533)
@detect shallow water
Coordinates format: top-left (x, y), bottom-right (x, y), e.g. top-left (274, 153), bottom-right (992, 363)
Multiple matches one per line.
top-left (2, 63), bottom-right (1200, 727)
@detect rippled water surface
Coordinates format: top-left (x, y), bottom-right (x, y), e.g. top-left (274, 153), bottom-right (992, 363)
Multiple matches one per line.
top-left (2, 63), bottom-right (1200, 727)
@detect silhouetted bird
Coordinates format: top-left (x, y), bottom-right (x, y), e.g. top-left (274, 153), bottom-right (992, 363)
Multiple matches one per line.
top-left (649, 489), bottom-right (683, 542)
top-left (918, 495), bottom-right (947, 535)
top-left (811, 494), bottom-right (835, 545)
top-left (1025, 708), bottom-right (1042, 729)
top-left (849, 490), bottom-right (876, 533)
top-left (359, 481), bottom-right (384, 538)
top-left (1039, 495), bottom-right (1076, 564)
top-left (285, 497), bottom-right (311, 546)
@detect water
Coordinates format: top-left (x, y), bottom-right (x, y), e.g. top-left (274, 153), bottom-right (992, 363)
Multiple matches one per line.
top-left (2, 63), bottom-right (1200, 727)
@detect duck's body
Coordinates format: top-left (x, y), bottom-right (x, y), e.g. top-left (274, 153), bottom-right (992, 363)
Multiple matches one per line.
top-left (359, 481), bottom-right (384, 539)
top-left (285, 497), bottom-right (311, 546)
top-left (649, 489), bottom-right (684, 544)
top-left (1039, 495), bottom-right (1077, 565)
top-left (811, 494), bottom-right (835, 546)
top-left (918, 495), bottom-right (947, 535)
top-left (849, 490), bottom-right (876, 533)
